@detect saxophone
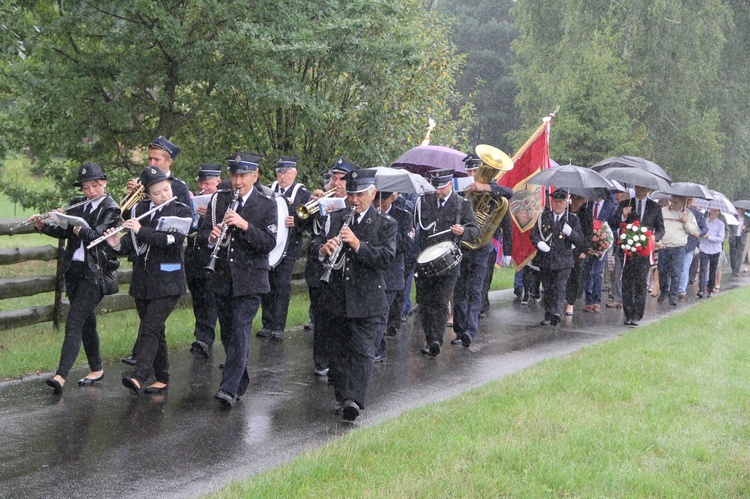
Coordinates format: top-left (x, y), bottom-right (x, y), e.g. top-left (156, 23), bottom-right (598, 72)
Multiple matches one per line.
top-left (461, 144), bottom-right (514, 250)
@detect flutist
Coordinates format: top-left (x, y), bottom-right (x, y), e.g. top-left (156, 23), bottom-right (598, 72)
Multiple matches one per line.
top-left (197, 152), bottom-right (277, 409)
top-left (310, 169), bottom-right (396, 422)
top-left (38, 162), bottom-right (120, 394)
top-left (104, 167), bottom-right (192, 396)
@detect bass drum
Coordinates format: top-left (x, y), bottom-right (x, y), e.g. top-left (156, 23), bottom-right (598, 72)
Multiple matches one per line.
top-left (416, 241), bottom-right (462, 278)
top-left (268, 193), bottom-right (290, 269)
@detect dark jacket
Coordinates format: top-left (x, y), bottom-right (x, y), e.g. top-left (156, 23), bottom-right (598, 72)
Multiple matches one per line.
top-left (197, 186), bottom-right (278, 298)
top-left (117, 199), bottom-right (192, 299)
top-left (614, 197), bottom-right (666, 255)
top-left (311, 205), bottom-right (397, 318)
top-left (685, 206), bottom-right (708, 253)
top-left (382, 205), bottom-right (414, 291)
top-left (530, 210), bottom-right (585, 271)
top-left (41, 194), bottom-right (121, 277)
top-left (415, 191), bottom-right (480, 257)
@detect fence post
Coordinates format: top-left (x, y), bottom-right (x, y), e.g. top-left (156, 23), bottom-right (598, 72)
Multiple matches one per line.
top-left (51, 239), bottom-right (66, 331)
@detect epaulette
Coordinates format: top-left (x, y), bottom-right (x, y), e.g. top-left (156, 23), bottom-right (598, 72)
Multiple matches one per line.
top-left (174, 201), bottom-right (191, 210)
top-left (378, 211), bottom-right (394, 222)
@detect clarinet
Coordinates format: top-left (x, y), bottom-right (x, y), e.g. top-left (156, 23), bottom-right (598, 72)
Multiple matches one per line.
top-left (205, 188), bottom-right (241, 273)
top-left (320, 207), bottom-right (357, 284)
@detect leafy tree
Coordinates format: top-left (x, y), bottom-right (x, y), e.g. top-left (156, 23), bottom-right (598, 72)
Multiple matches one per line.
top-left (0, 0), bottom-right (473, 207)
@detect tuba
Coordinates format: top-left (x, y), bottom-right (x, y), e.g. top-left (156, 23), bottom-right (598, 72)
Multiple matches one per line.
top-left (461, 144), bottom-right (514, 250)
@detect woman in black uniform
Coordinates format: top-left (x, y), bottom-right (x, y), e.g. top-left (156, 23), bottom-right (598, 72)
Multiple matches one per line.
top-left (35, 162), bottom-right (120, 393)
top-left (105, 167), bottom-right (192, 395)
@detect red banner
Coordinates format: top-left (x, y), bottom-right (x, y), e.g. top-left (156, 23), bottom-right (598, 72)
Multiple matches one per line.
top-left (497, 117), bottom-right (552, 269)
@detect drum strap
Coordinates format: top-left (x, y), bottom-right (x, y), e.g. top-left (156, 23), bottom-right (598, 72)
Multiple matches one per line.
top-left (415, 195), bottom-right (437, 233)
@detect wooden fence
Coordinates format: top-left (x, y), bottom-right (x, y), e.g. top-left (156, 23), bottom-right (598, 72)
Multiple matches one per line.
top-left (0, 218), bottom-right (307, 332)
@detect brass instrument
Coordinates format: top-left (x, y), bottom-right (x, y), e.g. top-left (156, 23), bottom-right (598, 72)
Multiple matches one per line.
top-left (297, 188), bottom-right (336, 219)
top-left (10, 194), bottom-right (107, 231)
top-left (119, 181), bottom-right (146, 212)
top-left (462, 144), bottom-right (514, 250)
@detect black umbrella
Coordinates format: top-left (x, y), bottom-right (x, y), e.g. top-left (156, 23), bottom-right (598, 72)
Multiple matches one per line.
top-left (526, 164), bottom-right (612, 190)
top-left (591, 155), bottom-right (672, 182)
top-left (599, 167), bottom-right (671, 192)
top-left (663, 182), bottom-right (714, 200)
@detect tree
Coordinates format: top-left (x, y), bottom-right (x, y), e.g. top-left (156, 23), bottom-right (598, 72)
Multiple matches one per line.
top-left (0, 0), bottom-right (473, 206)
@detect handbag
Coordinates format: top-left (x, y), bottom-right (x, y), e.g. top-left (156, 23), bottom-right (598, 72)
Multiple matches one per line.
top-left (99, 259), bottom-right (120, 295)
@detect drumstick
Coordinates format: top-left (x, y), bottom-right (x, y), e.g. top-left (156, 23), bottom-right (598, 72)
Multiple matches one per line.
top-left (428, 228), bottom-right (452, 238)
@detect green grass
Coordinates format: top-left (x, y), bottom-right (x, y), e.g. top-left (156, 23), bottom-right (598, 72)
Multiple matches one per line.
top-left (212, 287), bottom-right (750, 497)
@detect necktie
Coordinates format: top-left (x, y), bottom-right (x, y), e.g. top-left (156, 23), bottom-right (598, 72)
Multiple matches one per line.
top-left (637, 200), bottom-right (642, 221)
top-left (236, 197), bottom-right (244, 213)
top-left (593, 202), bottom-right (599, 220)
top-left (279, 188), bottom-right (286, 197)
top-left (438, 199), bottom-right (445, 210)
top-left (83, 203), bottom-right (92, 217)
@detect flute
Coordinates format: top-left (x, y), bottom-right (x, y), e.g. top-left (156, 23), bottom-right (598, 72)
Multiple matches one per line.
top-left (11, 194), bottom-right (107, 231)
top-left (87, 196), bottom-right (177, 249)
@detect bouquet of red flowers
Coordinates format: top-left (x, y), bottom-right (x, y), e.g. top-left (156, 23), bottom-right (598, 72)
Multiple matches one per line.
top-left (589, 219), bottom-right (614, 258)
top-left (618, 220), bottom-right (654, 257)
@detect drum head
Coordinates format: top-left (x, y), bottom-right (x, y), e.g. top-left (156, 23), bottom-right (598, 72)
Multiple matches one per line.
top-left (417, 241), bottom-right (454, 263)
top-left (268, 194), bottom-right (290, 268)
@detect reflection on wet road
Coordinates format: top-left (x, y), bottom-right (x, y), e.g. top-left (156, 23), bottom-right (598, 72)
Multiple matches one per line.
top-left (1, 283), bottom-right (742, 498)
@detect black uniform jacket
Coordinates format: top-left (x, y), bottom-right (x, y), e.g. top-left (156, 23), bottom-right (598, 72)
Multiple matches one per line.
top-left (197, 186), bottom-right (278, 298)
top-left (530, 210), bottom-right (585, 271)
top-left (41, 194), bottom-right (121, 276)
top-left (118, 199), bottom-right (192, 299)
top-left (270, 181), bottom-right (311, 260)
top-left (382, 205), bottom-right (414, 291)
top-left (415, 192), bottom-right (480, 272)
top-left (311, 205), bottom-right (397, 318)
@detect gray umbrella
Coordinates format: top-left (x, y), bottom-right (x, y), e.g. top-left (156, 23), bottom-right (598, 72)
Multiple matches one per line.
top-left (663, 182), bottom-right (714, 200)
top-left (591, 155), bottom-right (672, 182)
top-left (733, 200), bottom-right (750, 211)
top-left (526, 164), bottom-right (612, 190)
top-left (599, 167), bottom-right (671, 192)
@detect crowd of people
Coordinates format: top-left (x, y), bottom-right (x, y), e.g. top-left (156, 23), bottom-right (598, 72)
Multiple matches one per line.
top-left (30, 137), bottom-right (744, 422)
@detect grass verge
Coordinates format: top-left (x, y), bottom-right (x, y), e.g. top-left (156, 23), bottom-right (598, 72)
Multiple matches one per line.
top-left (212, 286), bottom-right (750, 497)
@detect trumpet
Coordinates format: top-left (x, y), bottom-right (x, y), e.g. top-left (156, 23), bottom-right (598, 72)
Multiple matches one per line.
top-left (297, 189), bottom-right (336, 219)
top-left (205, 188), bottom-right (241, 273)
top-left (320, 206), bottom-right (357, 284)
top-left (119, 181), bottom-right (146, 212)
top-left (87, 196), bottom-right (177, 249)
top-left (11, 194), bottom-right (107, 231)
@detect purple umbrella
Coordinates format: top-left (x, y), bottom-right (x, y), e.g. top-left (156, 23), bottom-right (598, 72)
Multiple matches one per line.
top-left (391, 145), bottom-right (468, 177)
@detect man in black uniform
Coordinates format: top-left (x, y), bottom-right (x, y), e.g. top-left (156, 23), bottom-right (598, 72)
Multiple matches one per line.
top-left (372, 191), bottom-right (414, 362)
top-left (311, 169), bottom-right (397, 421)
top-left (413, 169), bottom-right (479, 357)
top-left (198, 152), bottom-right (278, 408)
top-left (530, 190), bottom-right (585, 326)
top-left (187, 164), bottom-right (223, 358)
top-left (257, 156), bottom-right (311, 340)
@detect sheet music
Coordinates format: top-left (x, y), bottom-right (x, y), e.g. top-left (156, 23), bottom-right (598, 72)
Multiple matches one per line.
top-left (46, 212), bottom-right (89, 230)
top-left (155, 216), bottom-right (193, 235)
top-left (191, 194), bottom-right (212, 213)
top-left (452, 177), bottom-right (474, 192)
top-left (318, 197), bottom-right (347, 215)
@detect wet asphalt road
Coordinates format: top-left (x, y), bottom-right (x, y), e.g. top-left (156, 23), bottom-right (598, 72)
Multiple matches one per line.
top-left (1, 277), bottom-right (745, 498)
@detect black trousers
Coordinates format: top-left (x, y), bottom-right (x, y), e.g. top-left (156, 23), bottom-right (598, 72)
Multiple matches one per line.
top-left (415, 272), bottom-right (458, 347)
top-left (186, 268), bottom-right (218, 348)
top-left (622, 255), bottom-right (651, 322)
top-left (326, 313), bottom-right (381, 409)
top-left (217, 294), bottom-right (261, 397)
top-left (309, 286), bottom-right (329, 370)
top-left (261, 255), bottom-right (297, 331)
top-left (540, 267), bottom-right (571, 319)
top-left (565, 257), bottom-right (585, 306)
top-left (133, 295), bottom-right (180, 385)
top-left (56, 262), bottom-right (104, 379)
top-left (481, 245), bottom-right (498, 314)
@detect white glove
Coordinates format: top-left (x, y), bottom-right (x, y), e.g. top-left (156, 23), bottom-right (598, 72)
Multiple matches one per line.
top-left (537, 241), bottom-right (551, 253)
top-left (502, 255), bottom-right (512, 267)
top-left (562, 223), bottom-right (572, 236)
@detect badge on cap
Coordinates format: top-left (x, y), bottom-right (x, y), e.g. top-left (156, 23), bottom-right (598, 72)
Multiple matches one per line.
top-left (150, 167), bottom-right (157, 175)
top-left (351, 171), bottom-right (358, 179)
top-left (235, 155), bottom-right (242, 163)
top-left (81, 167), bottom-right (87, 175)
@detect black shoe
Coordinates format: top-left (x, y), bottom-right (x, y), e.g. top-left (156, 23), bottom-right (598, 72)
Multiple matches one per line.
top-left (707, 292), bottom-right (713, 298)
top-left (521, 290), bottom-right (530, 305)
top-left (270, 330), bottom-right (284, 340)
top-left (450, 337), bottom-right (463, 345)
top-left (121, 376), bottom-right (142, 395)
top-left (215, 390), bottom-right (236, 408)
top-left (539, 319), bottom-right (551, 326)
top-left (46, 377), bottom-right (64, 394)
top-left (697, 291), bottom-right (703, 299)
top-left (303, 322), bottom-right (314, 331)
top-left (550, 314), bottom-right (561, 326)
top-left (385, 325), bottom-right (399, 337)
top-left (623, 319), bottom-right (632, 326)
top-left (657, 294), bottom-right (667, 303)
top-left (460, 332), bottom-right (472, 348)
top-left (514, 286), bottom-right (522, 297)
top-left (628, 320), bottom-right (639, 327)
top-left (121, 355), bottom-right (137, 366)
top-left (332, 402), bottom-right (344, 415)
top-left (143, 384), bottom-right (168, 394)
top-left (190, 340), bottom-right (210, 358)
top-left (255, 327), bottom-right (272, 338)
top-left (314, 367), bottom-right (329, 377)
top-left (421, 341), bottom-right (440, 357)
top-left (342, 399), bottom-right (361, 422)
top-left (669, 299), bottom-right (677, 306)
top-left (77, 373), bottom-right (104, 387)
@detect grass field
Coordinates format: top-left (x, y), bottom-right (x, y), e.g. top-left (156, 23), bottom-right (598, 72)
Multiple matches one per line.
top-left (212, 286), bottom-right (750, 497)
